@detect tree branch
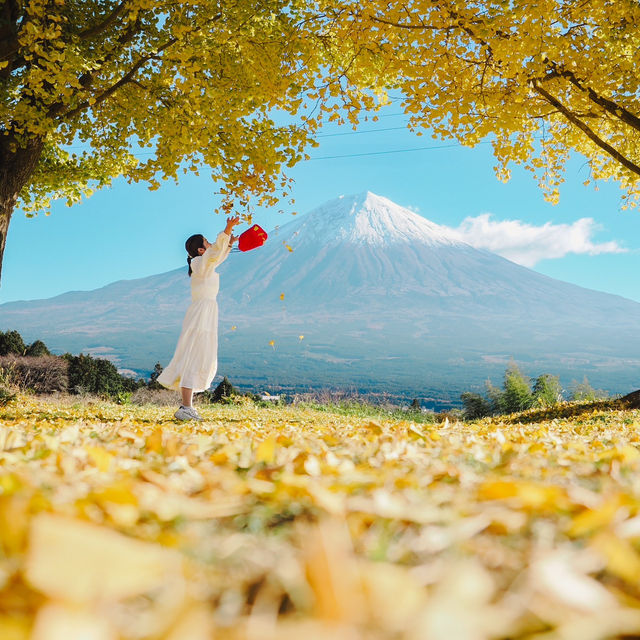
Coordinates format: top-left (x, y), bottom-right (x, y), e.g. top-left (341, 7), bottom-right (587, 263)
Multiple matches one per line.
top-left (535, 64), bottom-right (640, 134)
top-left (60, 37), bottom-right (177, 120)
top-left (531, 80), bottom-right (640, 178)
top-left (77, 1), bottom-right (128, 40)
top-left (370, 15), bottom-right (452, 31)
top-left (563, 70), bottom-right (640, 134)
top-left (0, 0), bottom-right (24, 77)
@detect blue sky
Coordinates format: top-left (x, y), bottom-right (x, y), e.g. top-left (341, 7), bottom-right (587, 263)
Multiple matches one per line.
top-left (3, 106), bottom-right (639, 303)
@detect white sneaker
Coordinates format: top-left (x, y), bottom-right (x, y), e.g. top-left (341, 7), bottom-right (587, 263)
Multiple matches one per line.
top-left (174, 405), bottom-right (203, 421)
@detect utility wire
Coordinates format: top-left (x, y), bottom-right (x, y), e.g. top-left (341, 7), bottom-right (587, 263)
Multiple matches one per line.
top-left (316, 125), bottom-right (408, 138)
top-left (308, 139), bottom-right (493, 161)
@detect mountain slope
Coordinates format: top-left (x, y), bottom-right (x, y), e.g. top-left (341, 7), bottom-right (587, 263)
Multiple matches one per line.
top-left (2, 191), bottom-right (639, 407)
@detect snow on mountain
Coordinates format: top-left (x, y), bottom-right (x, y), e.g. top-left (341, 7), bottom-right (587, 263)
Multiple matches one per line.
top-left (2, 191), bottom-right (640, 407)
top-left (279, 191), bottom-right (464, 248)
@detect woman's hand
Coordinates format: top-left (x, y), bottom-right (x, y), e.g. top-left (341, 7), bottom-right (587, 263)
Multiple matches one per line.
top-left (229, 234), bottom-right (238, 246)
top-left (224, 215), bottom-right (240, 235)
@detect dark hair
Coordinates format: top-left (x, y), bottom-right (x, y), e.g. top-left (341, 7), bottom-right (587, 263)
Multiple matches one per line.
top-left (185, 234), bottom-right (205, 276)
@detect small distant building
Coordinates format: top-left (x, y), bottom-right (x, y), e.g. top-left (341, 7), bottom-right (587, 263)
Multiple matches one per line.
top-left (260, 393), bottom-right (281, 402)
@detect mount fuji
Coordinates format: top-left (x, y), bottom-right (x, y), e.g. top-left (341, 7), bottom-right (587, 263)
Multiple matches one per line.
top-left (2, 192), bottom-right (640, 408)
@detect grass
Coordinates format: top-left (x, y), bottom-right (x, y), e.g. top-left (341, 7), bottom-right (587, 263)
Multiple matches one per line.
top-left (2, 393), bottom-right (640, 639)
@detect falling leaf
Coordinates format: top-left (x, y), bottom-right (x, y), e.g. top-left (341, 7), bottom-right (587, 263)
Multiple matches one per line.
top-left (280, 292), bottom-right (285, 301)
top-left (299, 335), bottom-right (304, 341)
top-left (269, 340), bottom-right (275, 348)
top-left (231, 325), bottom-right (237, 331)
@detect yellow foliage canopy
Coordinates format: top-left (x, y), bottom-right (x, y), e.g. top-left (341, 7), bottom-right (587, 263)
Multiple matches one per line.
top-left (316, 0), bottom-right (640, 206)
top-left (1, 0), bottom-right (338, 216)
top-left (2, 0), bottom-right (640, 235)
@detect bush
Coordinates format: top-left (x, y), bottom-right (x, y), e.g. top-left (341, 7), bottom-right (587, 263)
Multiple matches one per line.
top-left (25, 340), bottom-right (50, 357)
top-left (464, 363), bottom-right (554, 418)
top-left (202, 376), bottom-right (236, 403)
top-left (64, 353), bottom-right (144, 398)
top-left (500, 363), bottom-right (534, 413)
top-left (461, 391), bottom-right (492, 419)
top-left (131, 386), bottom-right (177, 406)
top-left (533, 374), bottom-right (563, 407)
top-left (570, 376), bottom-right (608, 402)
top-left (0, 355), bottom-right (68, 394)
top-left (0, 330), bottom-right (26, 356)
top-left (0, 384), bottom-right (15, 406)
top-left (148, 362), bottom-right (164, 389)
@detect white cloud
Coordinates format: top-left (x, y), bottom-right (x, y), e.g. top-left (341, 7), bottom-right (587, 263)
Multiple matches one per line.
top-left (448, 214), bottom-right (627, 267)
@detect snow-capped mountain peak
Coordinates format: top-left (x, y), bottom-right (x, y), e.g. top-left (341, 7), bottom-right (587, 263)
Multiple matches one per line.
top-left (278, 191), bottom-right (464, 247)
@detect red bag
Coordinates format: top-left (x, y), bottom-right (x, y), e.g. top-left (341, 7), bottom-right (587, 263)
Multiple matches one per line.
top-left (238, 224), bottom-right (268, 252)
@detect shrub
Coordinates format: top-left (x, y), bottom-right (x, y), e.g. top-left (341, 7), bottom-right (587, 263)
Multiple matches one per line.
top-left (131, 387), bottom-right (177, 406)
top-left (64, 353), bottom-right (144, 398)
top-left (148, 362), bottom-right (164, 389)
top-left (500, 363), bottom-right (534, 413)
top-left (0, 384), bottom-right (15, 406)
top-left (485, 379), bottom-right (505, 415)
top-left (533, 374), bottom-right (563, 407)
top-left (570, 377), bottom-right (608, 402)
top-left (202, 376), bottom-right (236, 403)
top-left (0, 355), bottom-right (68, 394)
top-left (0, 330), bottom-right (26, 356)
top-left (25, 340), bottom-right (50, 357)
top-left (461, 391), bottom-right (492, 419)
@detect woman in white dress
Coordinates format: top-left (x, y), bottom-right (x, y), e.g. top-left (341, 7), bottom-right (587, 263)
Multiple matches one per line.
top-left (158, 215), bottom-right (240, 420)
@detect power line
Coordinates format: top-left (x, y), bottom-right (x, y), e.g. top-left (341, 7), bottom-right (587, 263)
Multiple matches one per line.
top-left (77, 137), bottom-right (490, 161)
top-left (308, 140), bottom-right (493, 161)
top-left (316, 125), bottom-right (408, 138)
top-left (62, 116), bottom-right (411, 151)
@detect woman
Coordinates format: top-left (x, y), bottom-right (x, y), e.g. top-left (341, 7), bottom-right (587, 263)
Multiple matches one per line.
top-left (158, 215), bottom-right (240, 420)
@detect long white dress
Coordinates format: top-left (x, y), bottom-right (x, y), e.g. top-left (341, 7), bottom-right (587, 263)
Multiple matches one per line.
top-left (157, 231), bottom-right (232, 392)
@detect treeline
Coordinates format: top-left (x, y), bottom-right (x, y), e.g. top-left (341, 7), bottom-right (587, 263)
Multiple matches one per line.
top-left (461, 362), bottom-right (608, 419)
top-left (0, 329), bottom-right (146, 401)
top-left (0, 329), bottom-right (238, 405)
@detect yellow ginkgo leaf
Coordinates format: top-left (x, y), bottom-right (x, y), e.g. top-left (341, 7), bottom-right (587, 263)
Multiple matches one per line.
top-left (85, 446), bottom-right (114, 473)
top-left (255, 436), bottom-right (276, 464)
top-left (299, 335), bottom-right (304, 340)
top-left (25, 514), bottom-right (183, 604)
top-left (280, 293), bottom-right (285, 301)
top-left (269, 340), bottom-right (275, 348)
top-left (231, 325), bottom-right (237, 331)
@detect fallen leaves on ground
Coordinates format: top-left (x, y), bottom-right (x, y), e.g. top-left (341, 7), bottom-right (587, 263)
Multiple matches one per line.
top-left (2, 396), bottom-right (640, 639)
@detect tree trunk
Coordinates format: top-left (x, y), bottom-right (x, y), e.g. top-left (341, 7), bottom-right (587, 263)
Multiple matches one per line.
top-left (0, 134), bottom-right (44, 285)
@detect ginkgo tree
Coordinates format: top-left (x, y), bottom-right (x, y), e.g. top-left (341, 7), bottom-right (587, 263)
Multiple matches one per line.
top-left (318, 0), bottom-right (640, 205)
top-left (0, 0), bottom-right (367, 281)
top-left (3, 0), bottom-right (640, 284)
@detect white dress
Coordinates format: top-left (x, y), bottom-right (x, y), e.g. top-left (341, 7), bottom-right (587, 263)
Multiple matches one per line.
top-left (158, 232), bottom-right (232, 392)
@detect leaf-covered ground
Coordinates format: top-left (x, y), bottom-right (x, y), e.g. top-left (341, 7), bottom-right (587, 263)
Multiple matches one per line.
top-left (2, 395), bottom-right (640, 640)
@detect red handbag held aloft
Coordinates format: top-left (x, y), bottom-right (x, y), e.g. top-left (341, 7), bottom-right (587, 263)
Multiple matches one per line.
top-left (237, 224), bottom-right (268, 252)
